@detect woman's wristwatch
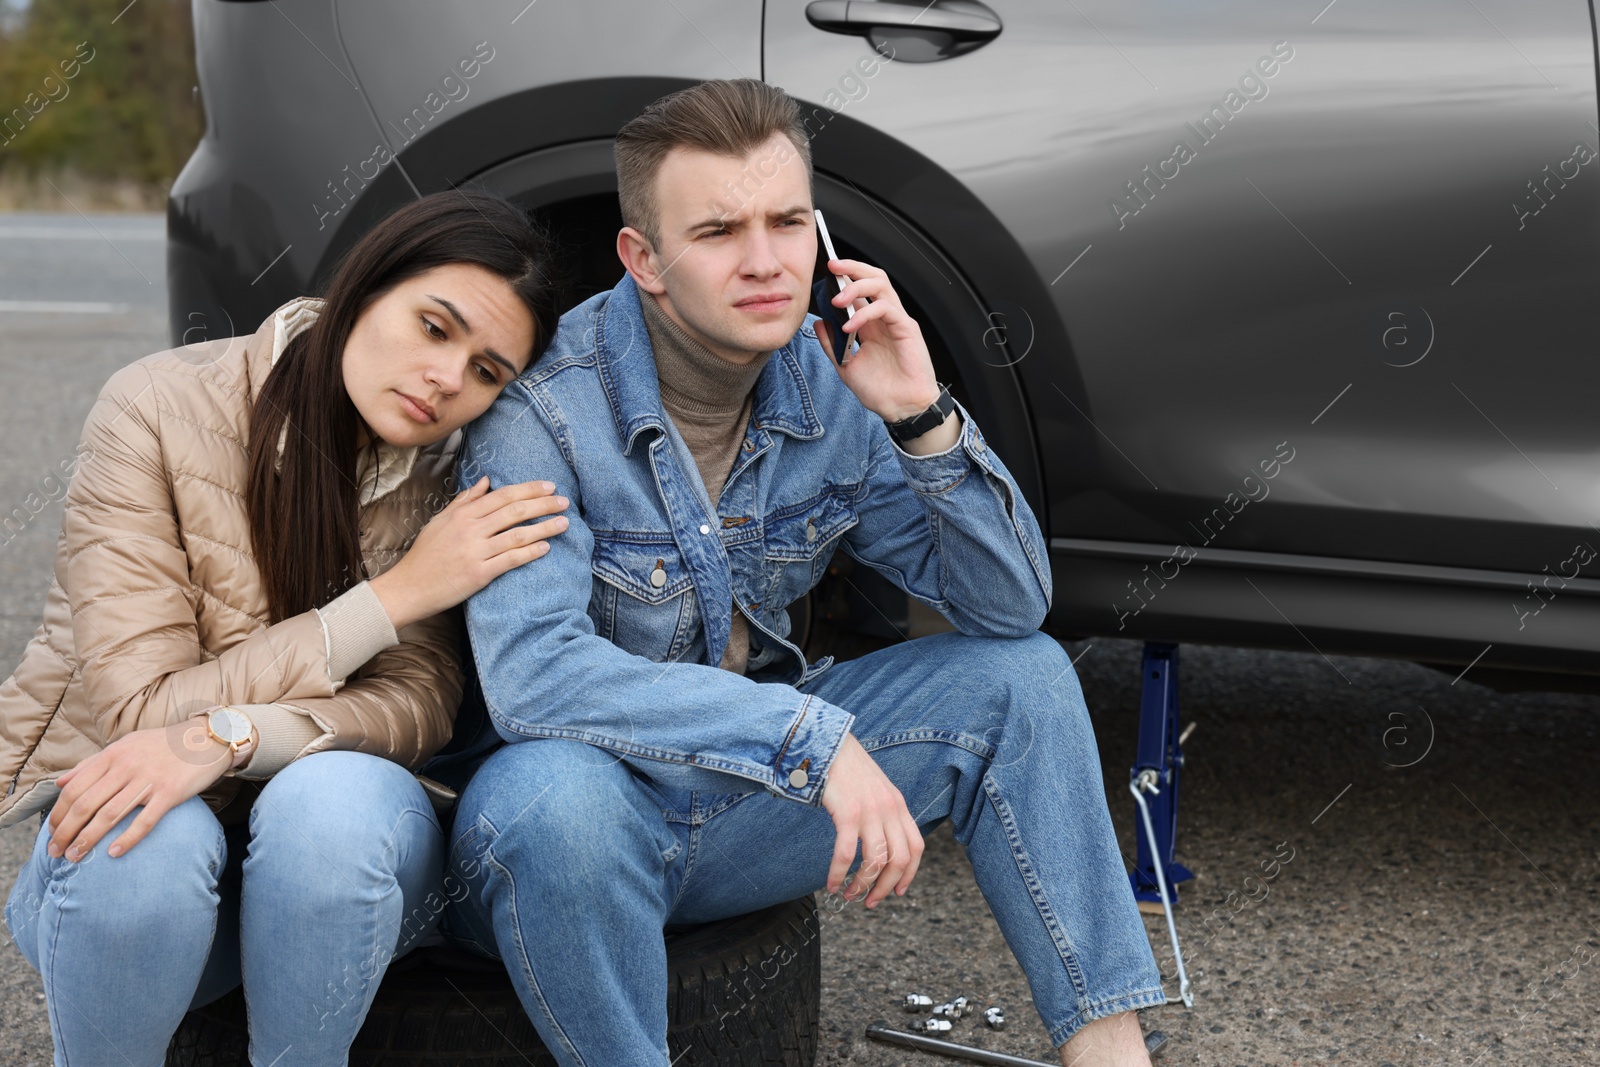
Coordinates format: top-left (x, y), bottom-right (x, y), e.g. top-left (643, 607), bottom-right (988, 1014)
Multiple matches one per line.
top-left (193, 706), bottom-right (257, 770)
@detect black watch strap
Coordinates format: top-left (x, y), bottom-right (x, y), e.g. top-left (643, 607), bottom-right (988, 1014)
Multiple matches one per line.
top-left (885, 384), bottom-right (956, 446)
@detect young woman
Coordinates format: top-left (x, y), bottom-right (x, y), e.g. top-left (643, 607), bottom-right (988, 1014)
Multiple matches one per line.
top-left (1, 188), bottom-right (567, 1064)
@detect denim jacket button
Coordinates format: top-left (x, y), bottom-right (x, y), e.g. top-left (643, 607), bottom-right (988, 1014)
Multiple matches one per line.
top-left (974, 434), bottom-right (987, 454)
top-left (805, 521), bottom-right (818, 543)
top-left (699, 524), bottom-right (711, 535)
top-left (788, 767), bottom-right (809, 788)
top-left (649, 567), bottom-right (667, 588)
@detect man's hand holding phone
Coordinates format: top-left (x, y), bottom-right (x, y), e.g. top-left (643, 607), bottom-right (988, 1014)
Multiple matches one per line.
top-left (809, 210), bottom-right (959, 452)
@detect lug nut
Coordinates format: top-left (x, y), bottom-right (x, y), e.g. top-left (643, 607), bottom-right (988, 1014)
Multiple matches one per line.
top-left (984, 1006), bottom-right (1006, 1030)
top-left (914, 1017), bottom-right (953, 1033)
top-left (903, 993), bottom-right (933, 1013)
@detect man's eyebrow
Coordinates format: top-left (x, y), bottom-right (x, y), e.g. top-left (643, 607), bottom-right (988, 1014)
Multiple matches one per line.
top-left (426, 294), bottom-right (519, 377)
top-left (684, 213), bottom-right (733, 232)
top-left (683, 204), bottom-right (812, 232)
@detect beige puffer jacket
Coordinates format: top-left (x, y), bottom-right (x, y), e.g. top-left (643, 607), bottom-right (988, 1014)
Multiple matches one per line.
top-left (0, 297), bottom-right (465, 828)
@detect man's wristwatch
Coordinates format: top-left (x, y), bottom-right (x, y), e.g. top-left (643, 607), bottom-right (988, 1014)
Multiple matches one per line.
top-left (194, 706), bottom-right (257, 769)
top-left (884, 384), bottom-right (955, 446)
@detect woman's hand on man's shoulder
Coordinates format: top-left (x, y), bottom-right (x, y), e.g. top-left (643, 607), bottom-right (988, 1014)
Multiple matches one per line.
top-left (369, 475), bottom-right (570, 630)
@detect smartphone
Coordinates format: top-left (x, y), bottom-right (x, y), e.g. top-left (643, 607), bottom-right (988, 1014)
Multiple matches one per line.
top-left (811, 208), bottom-right (859, 364)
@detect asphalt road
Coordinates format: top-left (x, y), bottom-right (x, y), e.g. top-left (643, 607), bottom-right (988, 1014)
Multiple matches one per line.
top-left (1, 213), bottom-right (1597, 1066)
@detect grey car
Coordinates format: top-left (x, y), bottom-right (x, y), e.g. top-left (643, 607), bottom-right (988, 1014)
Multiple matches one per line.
top-left (170, 0), bottom-right (1600, 686)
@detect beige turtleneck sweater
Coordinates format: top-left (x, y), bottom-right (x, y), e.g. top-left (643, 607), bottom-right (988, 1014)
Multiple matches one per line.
top-left (638, 289), bottom-right (773, 675)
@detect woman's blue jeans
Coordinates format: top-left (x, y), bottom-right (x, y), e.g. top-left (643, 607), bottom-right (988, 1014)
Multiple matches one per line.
top-left (442, 630), bottom-right (1165, 1065)
top-left (4, 750), bottom-right (446, 1067)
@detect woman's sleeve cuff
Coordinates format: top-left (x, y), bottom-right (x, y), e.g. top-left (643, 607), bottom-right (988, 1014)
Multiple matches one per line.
top-left (228, 703), bottom-right (328, 780)
top-left (316, 580), bottom-right (399, 684)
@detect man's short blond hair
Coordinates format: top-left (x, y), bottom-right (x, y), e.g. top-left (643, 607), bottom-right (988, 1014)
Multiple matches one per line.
top-left (615, 78), bottom-right (813, 249)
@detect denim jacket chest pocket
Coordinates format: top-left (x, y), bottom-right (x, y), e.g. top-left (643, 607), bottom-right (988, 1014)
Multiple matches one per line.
top-left (589, 534), bottom-right (701, 663)
top-left (763, 489), bottom-right (860, 609)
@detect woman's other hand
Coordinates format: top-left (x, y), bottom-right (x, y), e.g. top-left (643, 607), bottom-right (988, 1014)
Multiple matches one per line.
top-left (370, 476), bottom-right (569, 630)
top-left (47, 718), bottom-right (235, 861)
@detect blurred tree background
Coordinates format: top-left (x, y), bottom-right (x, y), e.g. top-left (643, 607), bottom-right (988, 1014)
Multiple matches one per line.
top-left (0, 0), bottom-right (201, 209)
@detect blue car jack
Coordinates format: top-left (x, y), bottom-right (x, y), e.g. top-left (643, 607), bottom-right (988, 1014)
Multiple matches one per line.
top-left (1127, 642), bottom-right (1195, 1006)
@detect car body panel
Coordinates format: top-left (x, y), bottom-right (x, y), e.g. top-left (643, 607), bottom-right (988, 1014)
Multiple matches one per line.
top-left (766, 0), bottom-right (1600, 574)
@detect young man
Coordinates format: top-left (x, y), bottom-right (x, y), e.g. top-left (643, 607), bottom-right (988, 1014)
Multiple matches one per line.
top-left (444, 79), bottom-right (1164, 1066)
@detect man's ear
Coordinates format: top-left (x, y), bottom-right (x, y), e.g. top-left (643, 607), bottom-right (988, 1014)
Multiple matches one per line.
top-left (617, 226), bottom-right (669, 295)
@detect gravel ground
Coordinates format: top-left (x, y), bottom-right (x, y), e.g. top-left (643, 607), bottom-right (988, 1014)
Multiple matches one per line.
top-left (812, 635), bottom-right (1600, 1066)
top-left (2, 214), bottom-right (1597, 1066)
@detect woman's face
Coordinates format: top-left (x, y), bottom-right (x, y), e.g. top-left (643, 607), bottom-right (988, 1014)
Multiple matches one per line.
top-left (342, 262), bottom-right (536, 448)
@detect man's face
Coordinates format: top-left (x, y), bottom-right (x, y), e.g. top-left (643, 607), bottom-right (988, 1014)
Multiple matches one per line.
top-left (640, 132), bottom-right (816, 363)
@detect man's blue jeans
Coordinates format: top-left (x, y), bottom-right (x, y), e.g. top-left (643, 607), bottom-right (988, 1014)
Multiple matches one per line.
top-left (4, 750), bottom-right (446, 1067)
top-left (442, 631), bottom-right (1166, 1064)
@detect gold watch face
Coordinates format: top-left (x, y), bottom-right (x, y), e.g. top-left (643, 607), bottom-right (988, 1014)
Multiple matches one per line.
top-left (208, 707), bottom-right (253, 745)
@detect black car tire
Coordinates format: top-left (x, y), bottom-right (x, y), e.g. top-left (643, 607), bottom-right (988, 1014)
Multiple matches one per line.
top-left (164, 895), bottom-right (822, 1067)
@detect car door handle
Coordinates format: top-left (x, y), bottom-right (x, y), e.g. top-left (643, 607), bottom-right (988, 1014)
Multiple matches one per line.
top-left (805, 0), bottom-right (1002, 47)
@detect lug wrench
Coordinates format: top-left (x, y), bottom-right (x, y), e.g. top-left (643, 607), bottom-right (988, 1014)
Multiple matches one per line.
top-left (865, 1022), bottom-right (1168, 1064)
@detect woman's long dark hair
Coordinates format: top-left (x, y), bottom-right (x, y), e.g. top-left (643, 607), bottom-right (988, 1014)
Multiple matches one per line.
top-left (246, 188), bottom-right (563, 623)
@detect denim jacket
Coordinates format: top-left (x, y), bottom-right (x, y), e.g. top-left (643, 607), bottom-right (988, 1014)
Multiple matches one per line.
top-left (458, 272), bottom-right (1052, 807)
